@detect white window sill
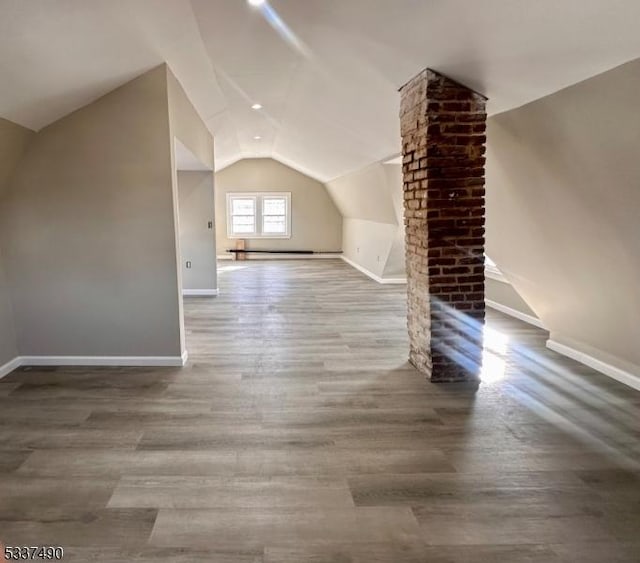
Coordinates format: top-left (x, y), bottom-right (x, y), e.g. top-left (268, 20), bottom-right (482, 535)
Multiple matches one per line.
top-left (227, 234), bottom-right (292, 240)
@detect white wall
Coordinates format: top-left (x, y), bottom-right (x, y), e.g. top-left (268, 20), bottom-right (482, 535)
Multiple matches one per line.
top-left (215, 158), bottom-right (341, 255)
top-left (167, 70), bottom-right (214, 171)
top-left (177, 171), bottom-right (217, 292)
top-left (486, 278), bottom-right (539, 319)
top-left (326, 161), bottom-right (405, 279)
top-left (486, 58), bottom-right (640, 375)
top-left (341, 219), bottom-right (396, 278)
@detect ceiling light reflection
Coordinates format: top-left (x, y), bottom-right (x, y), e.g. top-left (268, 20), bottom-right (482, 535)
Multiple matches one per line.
top-left (260, 3), bottom-right (311, 58)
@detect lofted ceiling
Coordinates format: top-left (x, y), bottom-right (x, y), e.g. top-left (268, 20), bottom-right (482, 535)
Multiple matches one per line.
top-left (2, 0), bottom-right (640, 181)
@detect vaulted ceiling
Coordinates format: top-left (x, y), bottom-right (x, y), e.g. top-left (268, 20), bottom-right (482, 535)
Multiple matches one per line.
top-left (2, 0), bottom-right (640, 181)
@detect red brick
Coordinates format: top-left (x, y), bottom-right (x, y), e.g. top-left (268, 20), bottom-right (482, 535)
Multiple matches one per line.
top-left (400, 67), bottom-right (486, 383)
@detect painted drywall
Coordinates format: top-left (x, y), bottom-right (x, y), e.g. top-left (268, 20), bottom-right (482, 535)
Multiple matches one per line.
top-left (177, 171), bottom-right (217, 291)
top-left (0, 65), bottom-right (184, 358)
top-left (486, 58), bottom-right (640, 373)
top-left (215, 158), bottom-right (341, 255)
top-left (326, 161), bottom-right (405, 279)
top-left (167, 67), bottom-right (217, 346)
top-left (0, 118), bottom-right (33, 196)
top-left (0, 246), bottom-right (18, 368)
top-left (0, 118), bottom-right (34, 367)
top-left (167, 69), bottom-right (214, 171)
top-left (486, 278), bottom-right (538, 318)
top-left (382, 163), bottom-right (407, 277)
top-left (342, 219), bottom-right (397, 278)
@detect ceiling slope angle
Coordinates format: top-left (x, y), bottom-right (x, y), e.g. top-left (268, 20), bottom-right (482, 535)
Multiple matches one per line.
top-left (189, 0), bottom-right (640, 181)
top-left (3, 0), bottom-right (640, 181)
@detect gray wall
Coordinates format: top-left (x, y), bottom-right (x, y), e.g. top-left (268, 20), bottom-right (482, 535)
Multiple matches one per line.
top-left (0, 247), bottom-right (18, 368)
top-left (215, 158), bottom-right (342, 255)
top-left (0, 65), bottom-right (184, 358)
top-left (0, 118), bottom-right (33, 367)
top-left (486, 58), bottom-right (640, 372)
top-left (0, 117), bottom-right (33, 191)
top-left (178, 171), bottom-right (216, 291)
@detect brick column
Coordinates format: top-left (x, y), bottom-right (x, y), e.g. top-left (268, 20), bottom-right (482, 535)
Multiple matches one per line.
top-left (399, 69), bottom-right (487, 382)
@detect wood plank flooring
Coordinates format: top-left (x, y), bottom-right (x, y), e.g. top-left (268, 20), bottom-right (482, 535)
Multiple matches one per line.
top-left (1, 259), bottom-right (639, 562)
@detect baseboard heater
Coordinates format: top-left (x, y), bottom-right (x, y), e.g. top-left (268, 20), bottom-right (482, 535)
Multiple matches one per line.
top-left (226, 249), bottom-right (342, 255)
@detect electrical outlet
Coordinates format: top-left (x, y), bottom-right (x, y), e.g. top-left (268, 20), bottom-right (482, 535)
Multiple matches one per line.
top-left (208, 221), bottom-right (213, 229)
top-left (357, 247), bottom-right (360, 253)
top-left (377, 255), bottom-right (380, 262)
top-left (186, 261), bottom-right (192, 269)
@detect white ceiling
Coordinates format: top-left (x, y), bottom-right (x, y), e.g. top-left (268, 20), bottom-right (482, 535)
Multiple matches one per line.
top-left (2, 0), bottom-right (640, 181)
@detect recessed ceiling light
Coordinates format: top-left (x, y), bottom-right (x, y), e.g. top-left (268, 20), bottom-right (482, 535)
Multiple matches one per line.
top-left (251, 103), bottom-right (262, 110)
top-left (253, 135), bottom-right (262, 140)
top-left (248, 0), bottom-right (265, 6)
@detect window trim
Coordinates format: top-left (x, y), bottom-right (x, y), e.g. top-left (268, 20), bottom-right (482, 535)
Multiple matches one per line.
top-left (226, 192), bottom-right (292, 239)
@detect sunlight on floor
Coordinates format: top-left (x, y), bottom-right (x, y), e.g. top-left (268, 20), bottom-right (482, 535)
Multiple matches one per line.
top-left (505, 341), bottom-right (640, 470)
top-left (480, 325), bottom-right (509, 384)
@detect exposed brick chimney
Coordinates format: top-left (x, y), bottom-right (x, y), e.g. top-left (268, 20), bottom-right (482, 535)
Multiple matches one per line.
top-left (399, 69), bottom-right (487, 382)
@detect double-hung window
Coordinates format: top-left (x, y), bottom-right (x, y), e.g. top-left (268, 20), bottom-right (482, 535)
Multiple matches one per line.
top-left (227, 192), bottom-right (291, 238)
top-left (229, 196), bottom-right (257, 235)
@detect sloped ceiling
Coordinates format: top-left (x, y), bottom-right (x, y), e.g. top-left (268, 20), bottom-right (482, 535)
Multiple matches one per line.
top-left (2, 0), bottom-right (640, 181)
top-left (326, 161), bottom-right (405, 278)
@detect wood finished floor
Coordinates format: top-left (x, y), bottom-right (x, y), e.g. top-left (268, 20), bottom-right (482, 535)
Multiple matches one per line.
top-left (1, 259), bottom-right (639, 562)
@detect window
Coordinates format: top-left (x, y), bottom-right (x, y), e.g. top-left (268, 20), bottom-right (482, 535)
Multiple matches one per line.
top-left (262, 196), bottom-right (287, 235)
top-left (226, 192), bottom-right (291, 238)
top-left (229, 196), bottom-right (257, 235)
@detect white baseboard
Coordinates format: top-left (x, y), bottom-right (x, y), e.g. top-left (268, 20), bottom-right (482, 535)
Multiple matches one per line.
top-left (341, 256), bottom-right (407, 285)
top-left (486, 299), bottom-right (545, 329)
top-left (218, 253), bottom-right (342, 261)
top-left (0, 353), bottom-right (188, 377)
top-left (182, 289), bottom-right (218, 296)
top-left (20, 355), bottom-right (188, 367)
top-left (0, 356), bottom-right (22, 379)
top-left (546, 339), bottom-right (640, 392)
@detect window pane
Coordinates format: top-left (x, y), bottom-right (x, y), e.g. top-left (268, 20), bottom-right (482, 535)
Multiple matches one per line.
top-left (232, 216), bottom-right (255, 234)
top-left (263, 197), bottom-right (286, 216)
top-left (232, 216), bottom-right (255, 226)
top-left (232, 198), bottom-right (255, 215)
top-left (263, 216), bottom-right (286, 234)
